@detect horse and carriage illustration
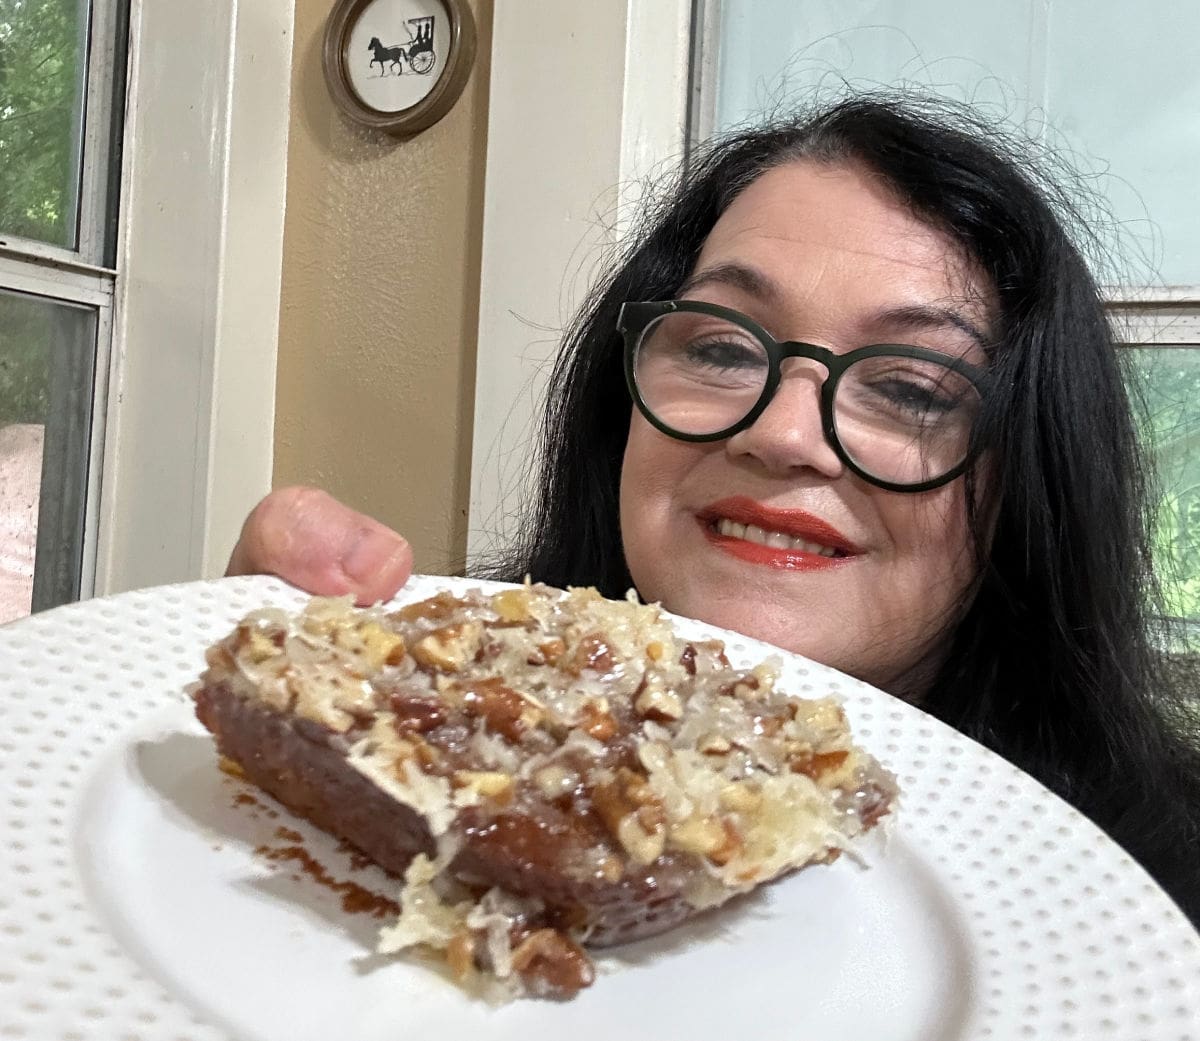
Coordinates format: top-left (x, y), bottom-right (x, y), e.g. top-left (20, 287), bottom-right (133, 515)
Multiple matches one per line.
top-left (368, 15), bottom-right (436, 76)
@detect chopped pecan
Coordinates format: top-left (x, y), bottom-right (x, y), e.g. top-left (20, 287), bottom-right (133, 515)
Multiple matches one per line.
top-left (404, 734), bottom-right (445, 772)
top-left (527, 637), bottom-right (566, 666)
top-left (579, 698), bottom-right (619, 741)
top-left (238, 625), bottom-right (280, 665)
top-left (752, 711), bottom-right (787, 738)
top-left (669, 817), bottom-right (727, 858)
top-left (445, 930), bottom-right (476, 981)
top-left (411, 622), bottom-right (483, 673)
top-left (718, 782), bottom-right (761, 813)
top-left (634, 676), bottom-right (683, 721)
top-left (791, 749), bottom-right (849, 780)
top-left (453, 770), bottom-right (515, 805)
top-left (698, 733), bottom-right (732, 755)
top-left (671, 817), bottom-right (742, 865)
top-left (591, 768), bottom-right (666, 864)
top-left (335, 621), bottom-right (406, 670)
top-left (722, 676), bottom-right (762, 701)
top-left (458, 677), bottom-right (541, 742)
top-left (394, 591), bottom-right (467, 624)
top-left (492, 588), bottom-right (533, 623)
top-left (616, 814), bottom-right (666, 864)
top-left (533, 764), bottom-right (579, 800)
top-left (571, 632), bottom-right (615, 675)
top-left (597, 855), bottom-right (623, 884)
top-left (679, 644), bottom-right (697, 675)
top-left (389, 694), bottom-right (446, 734)
top-left (509, 928), bottom-right (595, 997)
top-left (635, 802), bottom-right (667, 832)
top-left (538, 638), bottom-right (565, 666)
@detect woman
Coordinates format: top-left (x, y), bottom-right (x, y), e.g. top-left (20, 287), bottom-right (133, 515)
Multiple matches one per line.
top-left (228, 95), bottom-right (1200, 922)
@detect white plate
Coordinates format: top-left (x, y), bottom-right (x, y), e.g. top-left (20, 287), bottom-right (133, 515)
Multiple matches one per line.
top-left (0, 575), bottom-right (1197, 1041)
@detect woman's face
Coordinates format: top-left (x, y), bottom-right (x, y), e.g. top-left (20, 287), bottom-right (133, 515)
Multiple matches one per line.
top-left (619, 160), bottom-right (994, 695)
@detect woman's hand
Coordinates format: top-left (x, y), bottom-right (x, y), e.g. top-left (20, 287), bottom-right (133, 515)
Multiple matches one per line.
top-left (226, 486), bottom-right (413, 605)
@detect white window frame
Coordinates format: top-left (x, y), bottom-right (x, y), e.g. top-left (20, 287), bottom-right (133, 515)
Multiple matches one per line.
top-left (1110, 294), bottom-right (1200, 348)
top-left (94, 0), bottom-right (294, 596)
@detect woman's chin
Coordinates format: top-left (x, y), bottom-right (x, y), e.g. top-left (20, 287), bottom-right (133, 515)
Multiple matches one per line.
top-left (664, 594), bottom-right (851, 669)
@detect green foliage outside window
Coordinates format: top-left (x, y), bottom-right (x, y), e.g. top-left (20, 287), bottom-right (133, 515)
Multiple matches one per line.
top-left (1128, 348), bottom-right (1200, 623)
top-left (0, 0), bottom-right (85, 247)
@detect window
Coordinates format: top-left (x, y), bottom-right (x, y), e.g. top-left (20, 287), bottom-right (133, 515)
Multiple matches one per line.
top-left (694, 0), bottom-right (1200, 625)
top-left (0, 0), bottom-right (126, 623)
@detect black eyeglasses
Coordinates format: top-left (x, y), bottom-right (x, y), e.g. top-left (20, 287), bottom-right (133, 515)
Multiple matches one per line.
top-left (618, 299), bottom-right (990, 493)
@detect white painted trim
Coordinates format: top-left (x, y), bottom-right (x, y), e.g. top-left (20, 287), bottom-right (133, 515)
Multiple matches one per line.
top-left (617, 0), bottom-right (692, 228)
top-left (0, 238), bottom-right (116, 276)
top-left (79, 300), bottom-right (114, 601)
top-left (0, 255), bottom-right (112, 308)
top-left (1104, 286), bottom-right (1200, 305)
top-left (77, 0), bottom-right (124, 264)
top-left (687, 0), bottom-right (722, 145)
top-left (199, 0), bottom-right (293, 578)
top-left (468, 0), bottom-right (691, 566)
top-left (95, 0), bottom-right (293, 596)
top-left (1111, 306), bottom-right (1200, 346)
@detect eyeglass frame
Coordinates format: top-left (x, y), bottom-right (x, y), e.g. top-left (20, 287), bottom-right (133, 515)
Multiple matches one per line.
top-left (617, 299), bottom-right (992, 494)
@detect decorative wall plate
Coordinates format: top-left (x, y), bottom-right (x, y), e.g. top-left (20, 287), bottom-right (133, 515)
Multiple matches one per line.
top-left (323, 0), bottom-right (477, 137)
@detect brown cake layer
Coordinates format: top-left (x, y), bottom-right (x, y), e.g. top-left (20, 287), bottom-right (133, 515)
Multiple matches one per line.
top-left (194, 678), bottom-right (705, 948)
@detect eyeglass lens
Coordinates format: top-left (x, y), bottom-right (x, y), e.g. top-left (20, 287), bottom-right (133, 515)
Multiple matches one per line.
top-left (632, 310), bottom-right (981, 486)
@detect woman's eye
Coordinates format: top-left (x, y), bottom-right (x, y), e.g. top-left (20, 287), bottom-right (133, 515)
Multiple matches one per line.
top-left (681, 338), bottom-right (766, 371)
top-left (875, 378), bottom-right (952, 410)
top-left (861, 375), bottom-right (968, 420)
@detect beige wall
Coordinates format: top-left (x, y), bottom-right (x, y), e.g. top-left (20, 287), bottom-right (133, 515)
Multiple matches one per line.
top-left (274, 0), bottom-right (492, 576)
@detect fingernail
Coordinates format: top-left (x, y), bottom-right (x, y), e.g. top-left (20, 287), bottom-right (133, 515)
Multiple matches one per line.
top-left (342, 528), bottom-right (405, 585)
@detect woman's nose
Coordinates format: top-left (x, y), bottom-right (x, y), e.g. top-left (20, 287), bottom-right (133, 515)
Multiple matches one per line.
top-left (725, 363), bottom-right (845, 478)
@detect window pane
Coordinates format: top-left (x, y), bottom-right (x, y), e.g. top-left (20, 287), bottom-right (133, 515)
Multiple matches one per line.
top-left (0, 287), bottom-right (95, 623)
top-left (0, 0), bottom-right (91, 248)
top-left (708, 0), bottom-right (1200, 285)
top-left (1129, 348), bottom-right (1200, 623)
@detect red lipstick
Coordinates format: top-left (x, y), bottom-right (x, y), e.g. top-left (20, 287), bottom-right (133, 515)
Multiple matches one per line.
top-left (696, 496), bottom-right (861, 571)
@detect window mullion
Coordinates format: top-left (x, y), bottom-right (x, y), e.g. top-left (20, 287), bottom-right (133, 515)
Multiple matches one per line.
top-left (76, 0), bottom-right (126, 266)
top-left (78, 298), bottom-right (114, 603)
top-left (0, 254), bottom-right (114, 308)
top-left (0, 237), bottom-right (117, 278)
top-left (1108, 304), bottom-right (1200, 348)
top-left (1103, 286), bottom-right (1200, 305)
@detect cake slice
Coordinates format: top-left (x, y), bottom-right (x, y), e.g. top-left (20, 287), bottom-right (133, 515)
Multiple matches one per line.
top-left (193, 583), bottom-right (896, 999)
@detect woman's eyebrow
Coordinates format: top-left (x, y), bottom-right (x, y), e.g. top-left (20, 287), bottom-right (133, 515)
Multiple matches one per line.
top-left (872, 304), bottom-right (991, 349)
top-left (676, 262), bottom-right (783, 303)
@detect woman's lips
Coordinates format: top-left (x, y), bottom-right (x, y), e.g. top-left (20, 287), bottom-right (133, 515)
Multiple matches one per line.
top-left (696, 496), bottom-right (861, 571)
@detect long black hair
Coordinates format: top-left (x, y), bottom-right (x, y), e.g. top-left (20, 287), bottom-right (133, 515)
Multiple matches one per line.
top-left (487, 93), bottom-right (1200, 922)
